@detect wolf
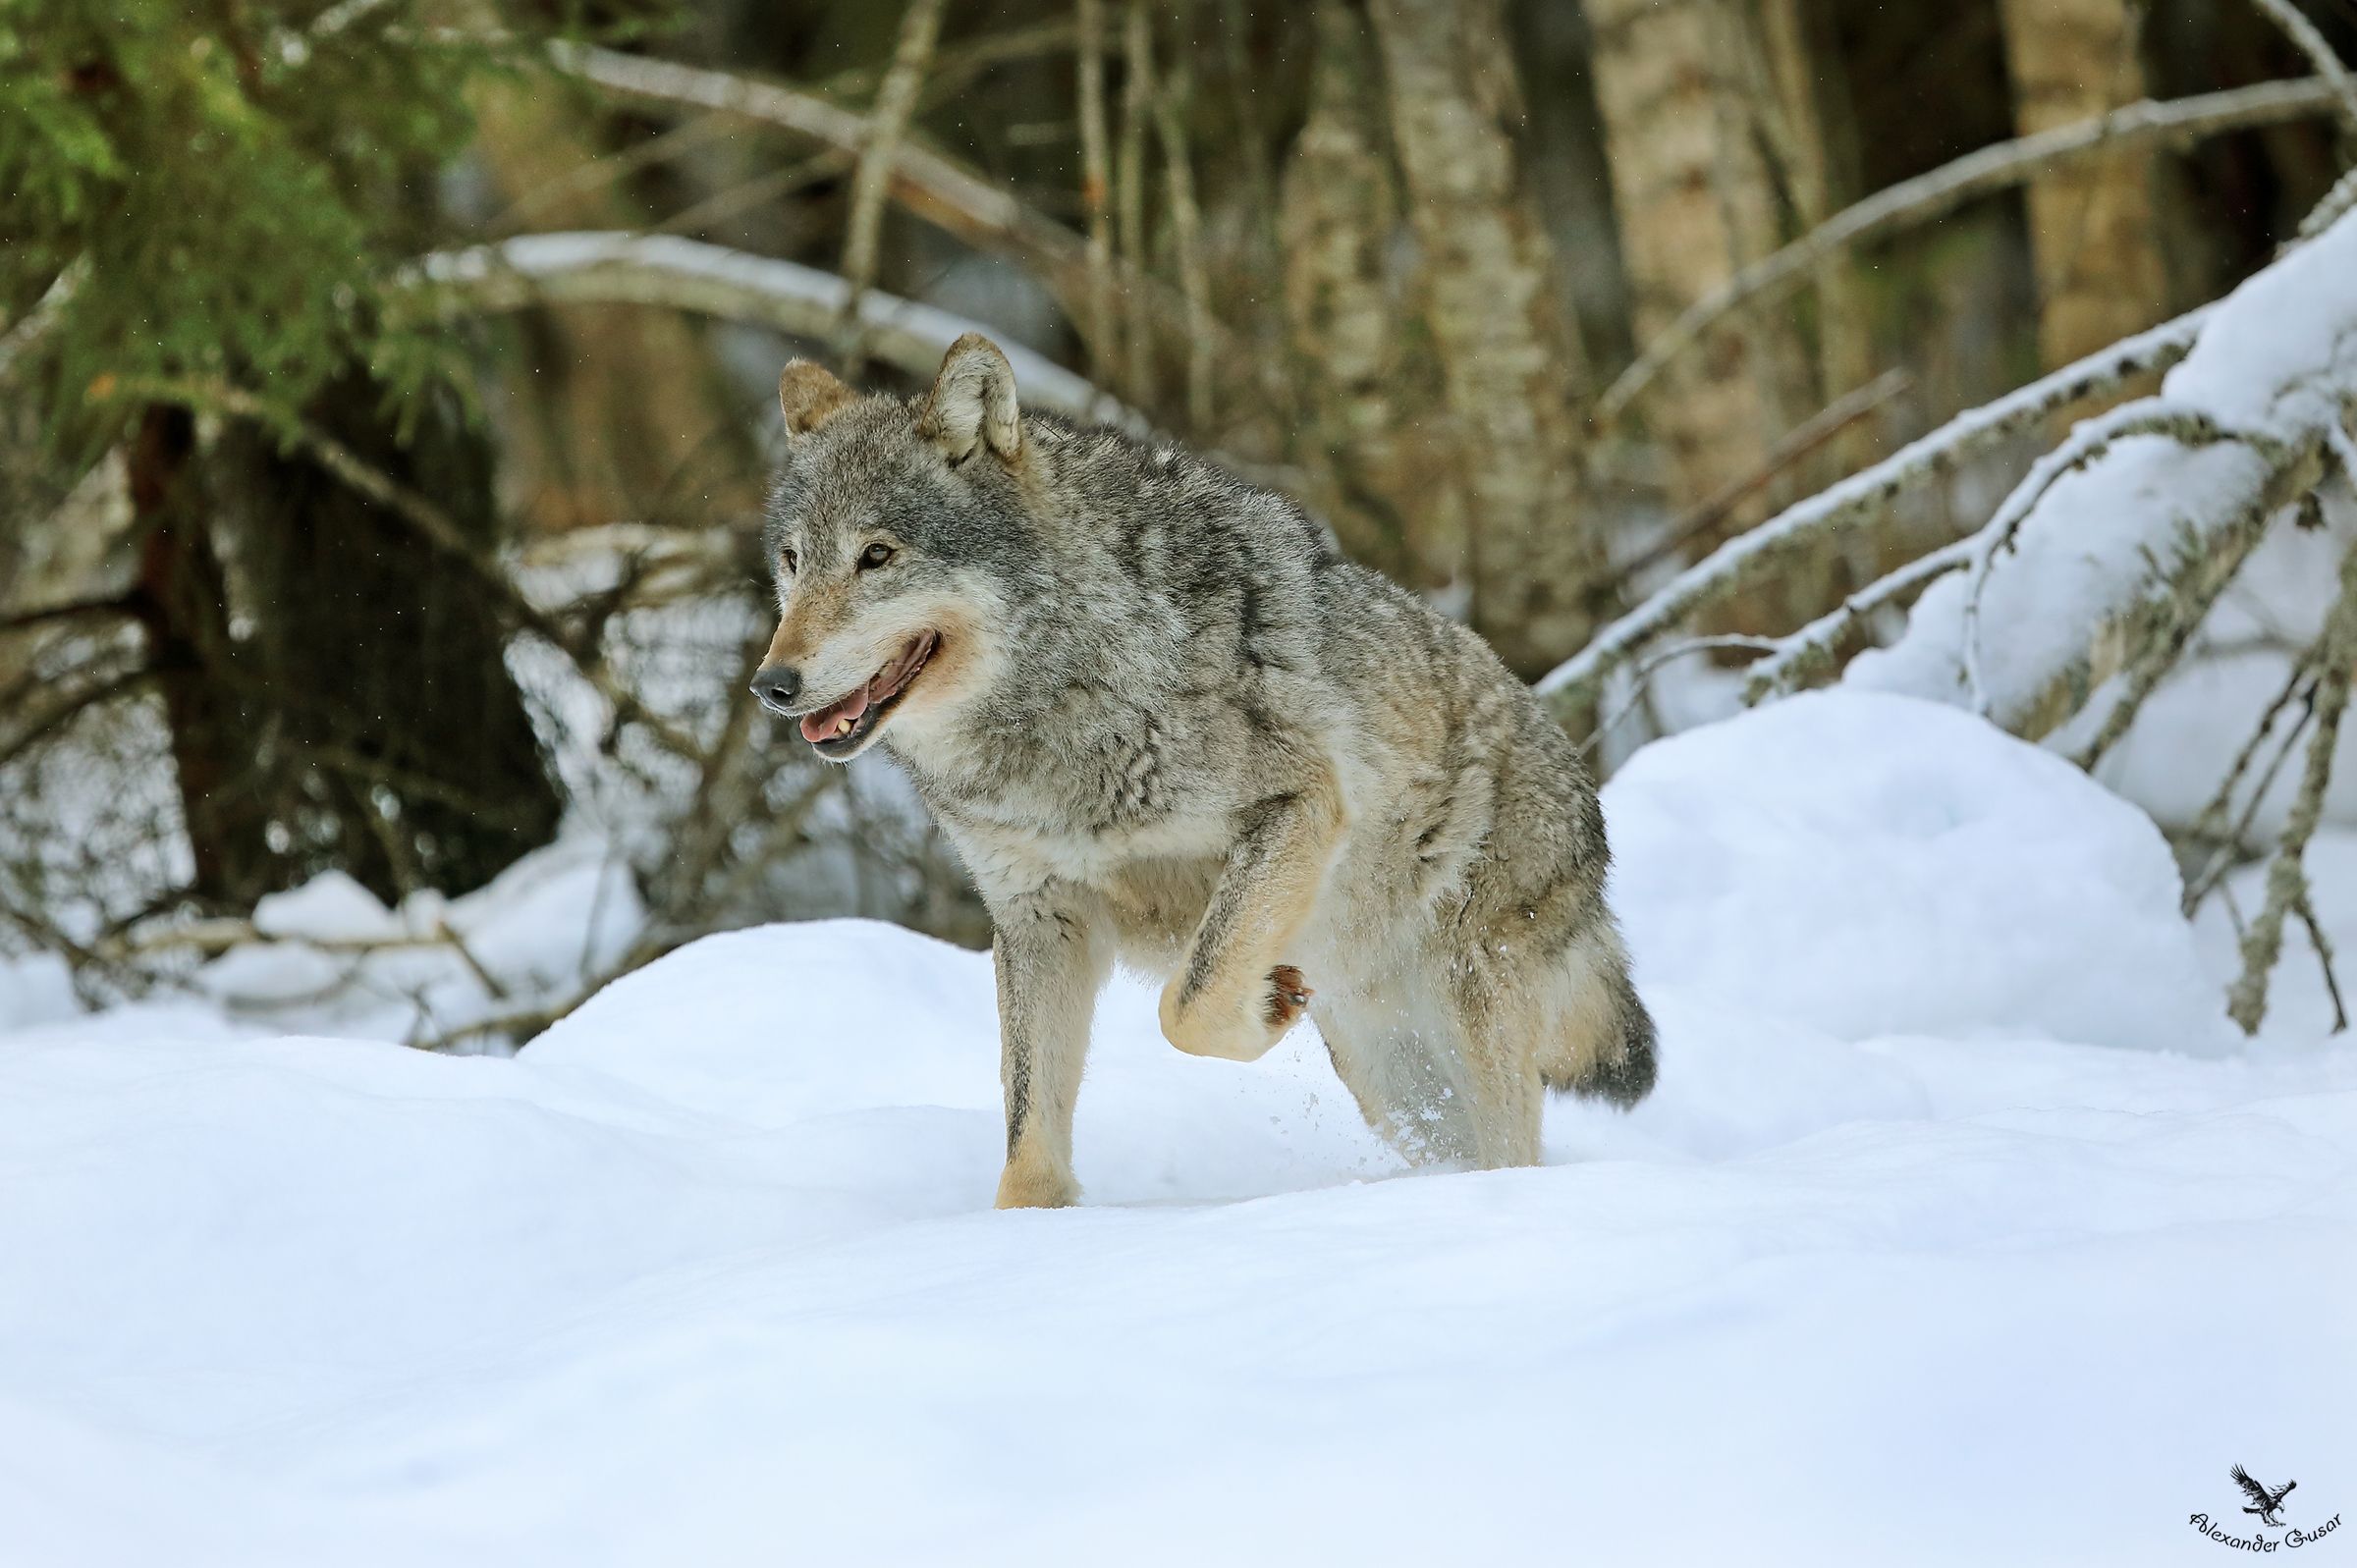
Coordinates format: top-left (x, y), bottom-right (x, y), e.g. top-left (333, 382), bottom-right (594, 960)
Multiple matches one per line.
top-left (752, 335), bottom-right (1656, 1208)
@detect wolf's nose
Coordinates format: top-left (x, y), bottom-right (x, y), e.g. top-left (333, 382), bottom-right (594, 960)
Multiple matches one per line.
top-left (751, 665), bottom-right (801, 714)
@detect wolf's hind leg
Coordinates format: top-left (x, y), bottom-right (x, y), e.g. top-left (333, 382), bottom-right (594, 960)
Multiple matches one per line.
top-left (1449, 976), bottom-right (1547, 1168)
top-left (1160, 780), bottom-right (1343, 1063)
top-left (992, 885), bottom-right (1112, 1209)
top-left (1309, 977), bottom-right (1481, 1166)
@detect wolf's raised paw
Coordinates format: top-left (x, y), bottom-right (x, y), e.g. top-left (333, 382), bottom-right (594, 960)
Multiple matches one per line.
top-left (1264, 965), bottom-right (1313, 1031)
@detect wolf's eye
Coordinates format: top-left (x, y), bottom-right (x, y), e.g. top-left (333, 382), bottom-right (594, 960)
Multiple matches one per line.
top-left (781, 547), bottom-right (799, 574)
top-left (858, 542), bottom-right (897, 570)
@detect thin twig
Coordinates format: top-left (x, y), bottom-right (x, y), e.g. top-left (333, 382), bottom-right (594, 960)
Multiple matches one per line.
top-left (654, 150), bottom-right (848, 237)
top-left (2179, 645), bottom-right (2322, 914)
top-left (97, 373), bottom-right (706, 761)
top-left (1740, 536), bottom-right (1977, 703)
top-left (2227, 534), bottom-right (2357, 1034)
top-left (545, 42), bottom-right (1216, 354)
top-left (1581, 636), bottom-right (1780, 757)
top-left (2246, 0), bottom-right (2357, 135)
top-left (1075, 0), bottom-right (1118, 374)
top-left (2295, 892), bottom-right (2350, 1032)
top-left (835, 0), bottom-right (951, 359)
top-left (1151, 10), bottom-right (1213, 429)
top-left (1614, 368), bottom-right (1911, 585)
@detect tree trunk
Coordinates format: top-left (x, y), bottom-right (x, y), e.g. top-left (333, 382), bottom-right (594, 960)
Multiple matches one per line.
top-left (1585, 0), bottom-right (1811, 513)
top-left (1365, 0), bottom-right (1598, 678)
top-left (1996, 0), bottom-right (2169, 367)
top-left (1279, 2), bottom-right (1463, 589)
top-left (126, 405), bottom-right (277, 906)
top-left (206, 372), bottom-right (565, 904)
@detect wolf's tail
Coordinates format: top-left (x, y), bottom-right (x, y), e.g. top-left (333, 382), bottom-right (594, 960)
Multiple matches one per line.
top-left (1543, 963), bottom-right (1658, 1109)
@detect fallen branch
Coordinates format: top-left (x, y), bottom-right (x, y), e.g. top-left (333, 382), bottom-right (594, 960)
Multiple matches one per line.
top-left (1960, 403), bottom-right (2266, 713)
top-left (1593, 78), bottom-right (2340, 428)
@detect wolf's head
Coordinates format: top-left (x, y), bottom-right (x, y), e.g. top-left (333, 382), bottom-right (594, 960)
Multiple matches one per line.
top-left (752, 334), bottom-right (1037, 763)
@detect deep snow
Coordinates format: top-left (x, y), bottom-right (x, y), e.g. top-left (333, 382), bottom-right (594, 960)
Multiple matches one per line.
top-left (1, 691), bottom-right (2351, 1565)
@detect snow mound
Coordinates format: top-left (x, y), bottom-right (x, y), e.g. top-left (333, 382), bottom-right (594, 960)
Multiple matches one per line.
top-left (2, 692), bottom-right (2351, 1565)
top-left (1606, 690), bottom-right (2233, 1055)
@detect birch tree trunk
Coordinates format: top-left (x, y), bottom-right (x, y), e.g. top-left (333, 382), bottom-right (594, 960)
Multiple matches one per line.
top-left (1585, 0), bottom-right (1809, 514)
top-left (1365, 0), bottom-right (1598, 678)
top-left (1280, 2), bottom-right (1463, 587)
top-left (1996, 0), bottom-right (2169, 367)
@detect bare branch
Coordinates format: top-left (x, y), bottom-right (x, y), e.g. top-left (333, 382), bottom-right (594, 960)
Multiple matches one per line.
top-left (1593, 78), bottom-right (2341, 427)
top-left (2228, 533), bottom-right (2357, 1034)
top-left (96, 373), bottom-right (707, 761)
top-left (2184, 661), bottom-right (2324, 915)
top-left (1612, 368), bottom-right (1910, 585)
top-left (837, 0), bottom-right (951, 352)
top-left (543, 42), bottom-right (1208, 357)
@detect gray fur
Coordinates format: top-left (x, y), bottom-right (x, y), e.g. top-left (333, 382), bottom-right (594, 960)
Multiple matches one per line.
top-left (756, 337), bottom-right (1655, 1207)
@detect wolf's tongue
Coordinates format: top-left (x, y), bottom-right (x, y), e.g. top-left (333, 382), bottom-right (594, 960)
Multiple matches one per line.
top-left (799, 683), bottom-right (870, 743)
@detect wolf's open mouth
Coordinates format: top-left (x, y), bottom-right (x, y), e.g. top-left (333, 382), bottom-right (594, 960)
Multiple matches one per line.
top-left (799, 631), bottom-right (939, 756)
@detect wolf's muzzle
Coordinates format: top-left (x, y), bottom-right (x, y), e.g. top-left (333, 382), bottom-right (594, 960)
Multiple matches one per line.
top-left (751, 664), bottom-right (802, 715)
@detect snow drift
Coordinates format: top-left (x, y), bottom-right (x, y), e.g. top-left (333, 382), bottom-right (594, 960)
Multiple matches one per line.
top-left (1, 690), bottom-right (2351, 1566)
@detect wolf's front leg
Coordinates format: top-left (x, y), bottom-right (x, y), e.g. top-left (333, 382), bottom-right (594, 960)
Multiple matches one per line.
top-left (992, 887), bottom-right (1112, 1209)
top-left (1160, 782), bottom-right (1343, 1062)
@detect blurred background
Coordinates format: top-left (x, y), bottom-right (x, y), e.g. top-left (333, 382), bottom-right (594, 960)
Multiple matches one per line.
top-left (5, 0), bottom-right (2355, 1045)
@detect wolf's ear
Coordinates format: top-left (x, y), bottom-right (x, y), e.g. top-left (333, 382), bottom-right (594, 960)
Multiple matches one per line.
top-left (917, 334), bottom-right (1021, 465)
top-left (779, 360), bottom-right (855, 438)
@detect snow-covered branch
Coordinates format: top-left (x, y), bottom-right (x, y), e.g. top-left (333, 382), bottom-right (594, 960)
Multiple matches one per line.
top-left (2247, 0), bottom-right (2357, 135)
top-left (1849, 209), bottom-right (2357, 736)
top-left (1539, 307), bottom-right (2212, 721)
top-left (397, 232), bottom-right (1137, 427)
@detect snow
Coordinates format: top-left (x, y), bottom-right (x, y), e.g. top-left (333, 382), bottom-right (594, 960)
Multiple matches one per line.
top-left (1850, 206), bottom-right (2357, 724)
top-left (190, 838), bottom-right (643, 1048)
top-left (3, 690), bottom-right (2352, 1565)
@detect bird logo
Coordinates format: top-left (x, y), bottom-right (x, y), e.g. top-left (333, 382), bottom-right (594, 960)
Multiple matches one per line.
top-left (2232, 1465), bottom-right (2297, 1529)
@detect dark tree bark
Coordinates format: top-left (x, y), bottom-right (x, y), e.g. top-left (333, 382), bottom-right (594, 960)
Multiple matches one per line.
top-left (205, 371), bottom-right (564, 904)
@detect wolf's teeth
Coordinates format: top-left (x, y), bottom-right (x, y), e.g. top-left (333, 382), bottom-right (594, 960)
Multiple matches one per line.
top-left (835, 717), bottom-right (853, 736)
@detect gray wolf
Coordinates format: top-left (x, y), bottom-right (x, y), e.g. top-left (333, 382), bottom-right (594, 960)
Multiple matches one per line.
top-left (752, 336), bottom-right (1656, 1208)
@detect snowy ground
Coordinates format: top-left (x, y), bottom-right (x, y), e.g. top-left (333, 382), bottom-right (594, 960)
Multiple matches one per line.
top-left (2, 690), bottom-right (2352, 1565)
